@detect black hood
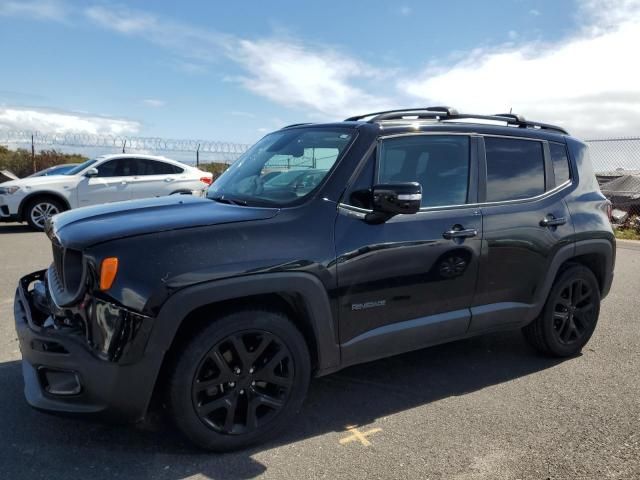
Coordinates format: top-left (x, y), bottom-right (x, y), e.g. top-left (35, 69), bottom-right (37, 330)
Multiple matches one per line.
top-left (48, 195), bottom-right (279, 250)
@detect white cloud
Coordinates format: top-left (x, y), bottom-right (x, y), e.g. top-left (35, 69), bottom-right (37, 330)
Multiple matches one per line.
top-left (84, 5), bottom-right (229, 63)
top-left (84, 6), bottom-right (392, 120)
top-left (401, 0), bottom-right (640, 138)
top-left (84, 5), bottom-right (156, 34)
top-left (232, 39), bottom-right (393, 118)
top-left (0, 106), bottom-right (140, 135)
top-left (0, 0), bottom-right (67, 21)
top-left (68, 1), bottom-right (640, 137)
top-left (399, 6), bottom-right (412, 16)
top-left (142, 98), bottom-right (165, 108)
top-left (579, 0), bottom-right (640, 32)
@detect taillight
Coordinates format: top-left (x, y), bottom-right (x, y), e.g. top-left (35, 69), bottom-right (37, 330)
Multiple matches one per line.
top-left (100, 257), bottom-right (119, 291)
top-left (200, 176), bottom-right (212, 185)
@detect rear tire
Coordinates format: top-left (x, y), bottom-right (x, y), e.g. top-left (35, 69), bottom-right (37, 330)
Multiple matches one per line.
top-left (523, 265), bottom-right (600, 357)
top-left (24, 197), bottom-right (66, 231)
top-left (167, 309), bottom-right (311, 451)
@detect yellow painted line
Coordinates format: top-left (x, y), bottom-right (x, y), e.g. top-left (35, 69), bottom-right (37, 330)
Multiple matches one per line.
top-left (338, 425), bottom-right (382, 447)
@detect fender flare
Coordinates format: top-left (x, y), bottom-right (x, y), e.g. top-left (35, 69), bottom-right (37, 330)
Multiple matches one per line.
top-left (532, 238), bottom-right (614, 318)
top-left (18, 191), bottom-right (72, 221)
top-left (147, 272), bottom-right (341, 374)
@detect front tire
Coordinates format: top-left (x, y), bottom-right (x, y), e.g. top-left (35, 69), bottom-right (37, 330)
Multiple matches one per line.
top-left (523, 265), bottom-right (601, 357)
top-left (25, 197), bottom-right (65, 231)
top-left (167, 309), bottom-right (311, 451)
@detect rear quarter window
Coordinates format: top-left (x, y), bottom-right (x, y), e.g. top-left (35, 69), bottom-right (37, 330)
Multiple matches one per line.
top-left (485, 137), bottom-right (545, 202)
top-left (549, 142), bottom-right (571, 185)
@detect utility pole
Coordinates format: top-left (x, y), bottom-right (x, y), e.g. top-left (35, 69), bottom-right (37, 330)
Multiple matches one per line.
top-left (122, 139), bottom-right (127, 154)
top-left (196, 143), bottom-right (200, 167)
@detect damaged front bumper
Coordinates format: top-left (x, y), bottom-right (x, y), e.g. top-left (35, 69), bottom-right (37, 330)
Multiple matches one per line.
top-left (14, 270), bottom-right (164, 421)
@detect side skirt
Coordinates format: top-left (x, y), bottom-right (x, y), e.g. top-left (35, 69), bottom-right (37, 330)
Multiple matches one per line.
top-left (335, 303), bottom-right (536, 373)
top-left (339, 309), bottom-right (470, 368)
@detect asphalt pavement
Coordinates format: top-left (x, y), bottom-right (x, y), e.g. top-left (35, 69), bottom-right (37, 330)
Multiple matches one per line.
top-left (0, 222), bottom-right (638, 479)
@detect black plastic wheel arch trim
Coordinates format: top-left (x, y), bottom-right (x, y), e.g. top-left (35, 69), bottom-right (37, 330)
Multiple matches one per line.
top-left (148, 272), bottom-right (340, 377)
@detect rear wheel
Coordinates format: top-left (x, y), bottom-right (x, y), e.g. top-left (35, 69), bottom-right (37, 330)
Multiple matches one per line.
top-left (523, 265), bottom-right (600, 357)
top-left (25, 197), bottom-right (65, 231)
top-left (167, 309), bottom-right (311, 451)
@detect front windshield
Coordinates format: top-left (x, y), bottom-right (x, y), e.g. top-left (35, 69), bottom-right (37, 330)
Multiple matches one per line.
top-left (65, 158), bottom-right (98, 175)
top-left (208, 128), bottom-right (354, 206)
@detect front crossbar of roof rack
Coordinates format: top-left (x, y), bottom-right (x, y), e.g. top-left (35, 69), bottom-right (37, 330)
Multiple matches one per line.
top-left (344, 107), bottom-right (568, 135)
top-left (493, 113), bottom-right (526, 123)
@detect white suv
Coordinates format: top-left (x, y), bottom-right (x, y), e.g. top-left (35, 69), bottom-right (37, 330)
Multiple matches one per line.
top-left (0, 154), bottom-right (214, 230)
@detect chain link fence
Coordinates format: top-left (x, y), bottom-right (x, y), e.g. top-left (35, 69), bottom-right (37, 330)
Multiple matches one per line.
top-left (586, 137), bottom-right (640, 236)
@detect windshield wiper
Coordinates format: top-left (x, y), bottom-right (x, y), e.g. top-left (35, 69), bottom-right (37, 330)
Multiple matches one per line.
top-left (210, 195), bottom-right (248, 206)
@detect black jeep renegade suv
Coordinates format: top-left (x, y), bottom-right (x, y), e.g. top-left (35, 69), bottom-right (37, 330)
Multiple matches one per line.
top-left (14, 107), bottom-right (615, 451)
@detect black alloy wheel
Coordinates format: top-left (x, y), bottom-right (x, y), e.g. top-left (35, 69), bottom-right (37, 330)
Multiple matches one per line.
top-left (168, 309), bottom-right (310, 451)
top-left (551, 277), bottom-right (597, 345)
top-left (523, 264), bottom-right (601, 357)
top-left (192, 330), bottom-right (293, 435)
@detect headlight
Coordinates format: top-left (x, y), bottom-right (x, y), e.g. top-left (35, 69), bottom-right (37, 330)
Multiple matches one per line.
top-left (0, 186), bottom-right (20, 195)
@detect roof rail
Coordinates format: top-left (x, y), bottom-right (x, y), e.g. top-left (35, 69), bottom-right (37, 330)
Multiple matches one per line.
top-left (281, 122), bottom-right (314, 129)
top-left (447, 113), bottom-right (569, 134)
top-left (344, 107), bottom-right (569, 135)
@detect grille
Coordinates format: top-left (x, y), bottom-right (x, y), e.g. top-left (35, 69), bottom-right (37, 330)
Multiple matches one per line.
top-left (48, 238), bottom-right (84, 305)
top-left (52, 242), bottom-right (65, 287)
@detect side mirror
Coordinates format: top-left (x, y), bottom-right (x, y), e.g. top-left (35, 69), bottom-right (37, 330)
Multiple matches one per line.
top-left (85, 167), bottom-right (99, 177)
top-left (366, 182), bottom-right (422, 223)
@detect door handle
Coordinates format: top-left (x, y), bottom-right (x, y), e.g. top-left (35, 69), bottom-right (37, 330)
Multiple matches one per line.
top-left (121, 181), bottom-right (127, 185)
top-left (164, 177), bottom-right (175, 182)
top-left (539, 216), bottom-right (566, 227)
top-left (443, 227), bottom-right (478, 240)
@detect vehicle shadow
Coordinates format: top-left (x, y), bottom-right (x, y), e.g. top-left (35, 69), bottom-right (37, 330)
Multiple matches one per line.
top-left (0, 330), bottom-right (567, 480)
top-left (0, 223), bottom-right (34, 234)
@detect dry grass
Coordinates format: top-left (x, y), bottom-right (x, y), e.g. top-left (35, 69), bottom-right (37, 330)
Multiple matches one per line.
top-left (614, 228), bottom-right (640, 240)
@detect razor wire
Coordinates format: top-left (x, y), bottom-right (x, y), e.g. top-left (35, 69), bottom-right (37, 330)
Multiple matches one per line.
top-left (0, 130), bottom-right (251, 155)
top-left (4, 129), bottom-right (640, 175)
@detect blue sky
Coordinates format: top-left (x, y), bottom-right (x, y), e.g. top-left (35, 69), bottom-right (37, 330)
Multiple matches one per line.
top-left (1, 0), bottom-right (639, 142)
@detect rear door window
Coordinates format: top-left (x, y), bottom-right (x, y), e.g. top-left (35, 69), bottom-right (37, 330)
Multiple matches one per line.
top-left (485, 137), bottom-right (545, 201)
top-left (135, 159), bottom-right (182, 175)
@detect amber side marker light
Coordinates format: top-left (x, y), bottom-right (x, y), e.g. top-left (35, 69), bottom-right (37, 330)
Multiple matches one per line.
top-left (100, 257), bottom-right (119, 290)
